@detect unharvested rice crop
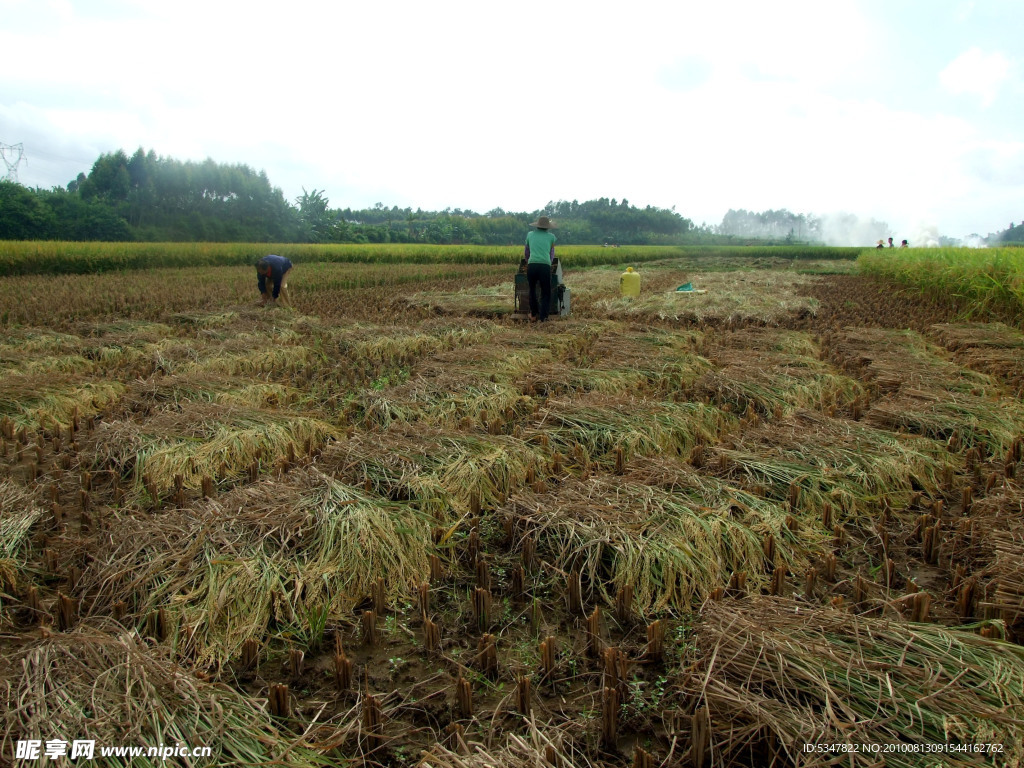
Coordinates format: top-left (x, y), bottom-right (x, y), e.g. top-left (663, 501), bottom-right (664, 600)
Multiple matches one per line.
top-left (859, 246), bottom-right (1024, 323)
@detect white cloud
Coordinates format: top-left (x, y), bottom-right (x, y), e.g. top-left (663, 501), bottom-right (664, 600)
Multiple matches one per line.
top-left (939, 47), bottom-right (1012, 107)
top-left (2, 0), bottom-right (1022, 238)
top-left (954, 1), bottom-right (976, 22)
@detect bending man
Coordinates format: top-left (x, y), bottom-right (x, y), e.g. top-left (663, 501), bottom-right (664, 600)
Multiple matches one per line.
top-left (256, 254), bottom-right (293, 308)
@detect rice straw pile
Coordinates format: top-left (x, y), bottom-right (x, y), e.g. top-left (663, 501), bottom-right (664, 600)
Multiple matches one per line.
top-left (418, 720), bottom-right (589, 768)
top-left (828, 328), bottom-right (995, 394)
top-left (710, 409), bottom-right (957, 520)
top-left (350, 337), bottom-right (549, 430)
top-left (342, 325), bottom-right (496, 368)
top-left (865, 387), bottom-right (1024, 455)
top-left (0, 624), bottom-right (325, 767)
top-left (932, 322), bottom-right (1024, 395)
top-left (827, 327), bottom-right (1024, 454)
top-left (504, 468), bottom-right (813, 612)
top-left (126, 375), bottom-right (311, 411)
top-left (187, 342), bottom-right (315, 377)
top-left (91, 404), bottom-right (338, 492)
top-left (0, 374), bottom-right (124, 431)
top-left (582, 268), bottom-right (820, 325)
top-left (411, 382), bottom-right (533, 432)
top-left (534, 394), bottom-right (730, 467)
top-left (519, 325), bottom-right (712, 397)
top-left (695, 340), bottom-right (863, 418)
top-left (969, 485), bottom-right (1024, 641)
top-left (685, 597), bottom-right (1024, 768)
top-left (329, 426), bottom-right (545, 515)
top-left (0, 481), bottom-right (44, 624)
top-left (84, 469), bottom-right (433, 667)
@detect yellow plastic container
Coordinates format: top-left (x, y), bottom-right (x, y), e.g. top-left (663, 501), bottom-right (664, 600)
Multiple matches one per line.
top-left (620, 267), bottom-right (641, 298)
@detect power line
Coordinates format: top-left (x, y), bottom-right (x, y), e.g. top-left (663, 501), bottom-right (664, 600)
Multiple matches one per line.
top-left (0, 141), bottom-right (27, 183)
top-left (26, 145), bottom-right (96, 167)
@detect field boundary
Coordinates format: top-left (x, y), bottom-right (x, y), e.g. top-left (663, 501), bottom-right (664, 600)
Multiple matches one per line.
top-left (0, 242), bottom-right (863, 276)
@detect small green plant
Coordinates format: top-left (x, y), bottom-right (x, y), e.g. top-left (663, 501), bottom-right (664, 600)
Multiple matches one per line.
top-left (285, 604), bottom-right (330, 652)
top-left (370, 366), bottom-right (411, 390)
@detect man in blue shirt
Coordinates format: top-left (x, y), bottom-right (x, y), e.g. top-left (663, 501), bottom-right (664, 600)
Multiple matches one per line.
top-left (256, 254), bottom-right (293, 307)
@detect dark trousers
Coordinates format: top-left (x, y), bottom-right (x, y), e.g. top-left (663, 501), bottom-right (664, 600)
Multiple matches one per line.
top-left (526, 262), bottom-right (552, 320)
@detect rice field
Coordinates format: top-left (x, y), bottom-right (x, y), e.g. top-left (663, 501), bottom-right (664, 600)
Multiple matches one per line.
top-left (859, 246), bottom-right (1024, 325)
top-left (1, 247), bottom-right (1023, 767)
top-left (0, 241), bottom-right (861, 276)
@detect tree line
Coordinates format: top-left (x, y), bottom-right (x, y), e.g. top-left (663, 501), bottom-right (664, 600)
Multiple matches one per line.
top-left (993, 221), bottom-right (1024, 245)
top-left (0, 149), bottom-right (705, 245)
top-left (1, 147), bottom-right (915, 246)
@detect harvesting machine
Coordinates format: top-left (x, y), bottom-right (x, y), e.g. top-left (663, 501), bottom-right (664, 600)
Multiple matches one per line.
top-left (512, 257), bottom-right (571, 319)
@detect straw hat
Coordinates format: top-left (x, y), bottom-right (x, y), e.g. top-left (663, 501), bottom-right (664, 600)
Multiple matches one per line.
top-left (530, 216), bottom-right (556, 229)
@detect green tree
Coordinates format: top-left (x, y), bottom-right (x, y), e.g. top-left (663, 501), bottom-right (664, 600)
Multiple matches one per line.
top-left (998, 221), bottom-right (1024, 244)
top-left (39, 188), bottom-right (132, 240)
top-left (80, 150), bottom-right (131, 203)
top-left (0, 181), bottom-right (56, 239)
top-left (296, 188), bottom-right (332, 243)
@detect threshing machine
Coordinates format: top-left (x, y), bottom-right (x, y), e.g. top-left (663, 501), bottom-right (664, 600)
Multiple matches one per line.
top-left (512, 257), bottom-right (570, 319)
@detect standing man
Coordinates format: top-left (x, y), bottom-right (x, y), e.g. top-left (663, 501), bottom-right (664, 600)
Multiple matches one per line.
top-left (256, 254), bottom-right (293, 308)
top-left (524, 216), bottom-right (556, 322)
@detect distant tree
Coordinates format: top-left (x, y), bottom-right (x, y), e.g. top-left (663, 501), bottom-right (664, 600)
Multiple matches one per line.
top-left (80, 150), bottom-right (131, 203)
top-left (999, 220), bottom-right (1024, 244)
top-left (0, 181), bottom-right (56, 239)
top-left (296, 188), bottom-right (333, 243)
top-left (66, 149), bottom-right (299, 241)
top-left (719, 208), bottom-right (849, 244)
top-left (125, 148), bottom-right (157, 228)
top-left (15, 145), bottom-right (738, 245)
top-left (38, 188), bottom-right (132, 240)
top-left (66, 172), bottom-right (86, 194)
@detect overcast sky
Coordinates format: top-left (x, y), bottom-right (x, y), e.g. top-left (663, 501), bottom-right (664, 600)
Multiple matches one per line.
top-left (2, 0), bottom-right (1021, 242)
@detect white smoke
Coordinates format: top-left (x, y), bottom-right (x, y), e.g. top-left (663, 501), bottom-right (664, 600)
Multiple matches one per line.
top-left (817, 212), bottom-right (892, 247)
top-left (908, 222), bottom-right (941, 248)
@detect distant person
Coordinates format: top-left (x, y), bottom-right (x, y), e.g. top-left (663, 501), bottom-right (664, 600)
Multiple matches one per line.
top-left (888, 237), bottom-right (894, 248)
top-left (876, 240), bottom-right (885, 249)
top-left (900, 239), bottom-right (909, 248)
top-left (524, 216), bottom-right (556, 322)
top-left (256, 254), bottom-right (293, 308)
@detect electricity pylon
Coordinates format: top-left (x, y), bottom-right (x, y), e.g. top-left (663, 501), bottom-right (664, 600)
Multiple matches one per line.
top-left (0, 142), bottom-right (26, 183)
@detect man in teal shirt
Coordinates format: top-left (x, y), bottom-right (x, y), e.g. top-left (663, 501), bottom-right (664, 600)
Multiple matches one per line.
top-left (524, 216), bottom-right (556, 321)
